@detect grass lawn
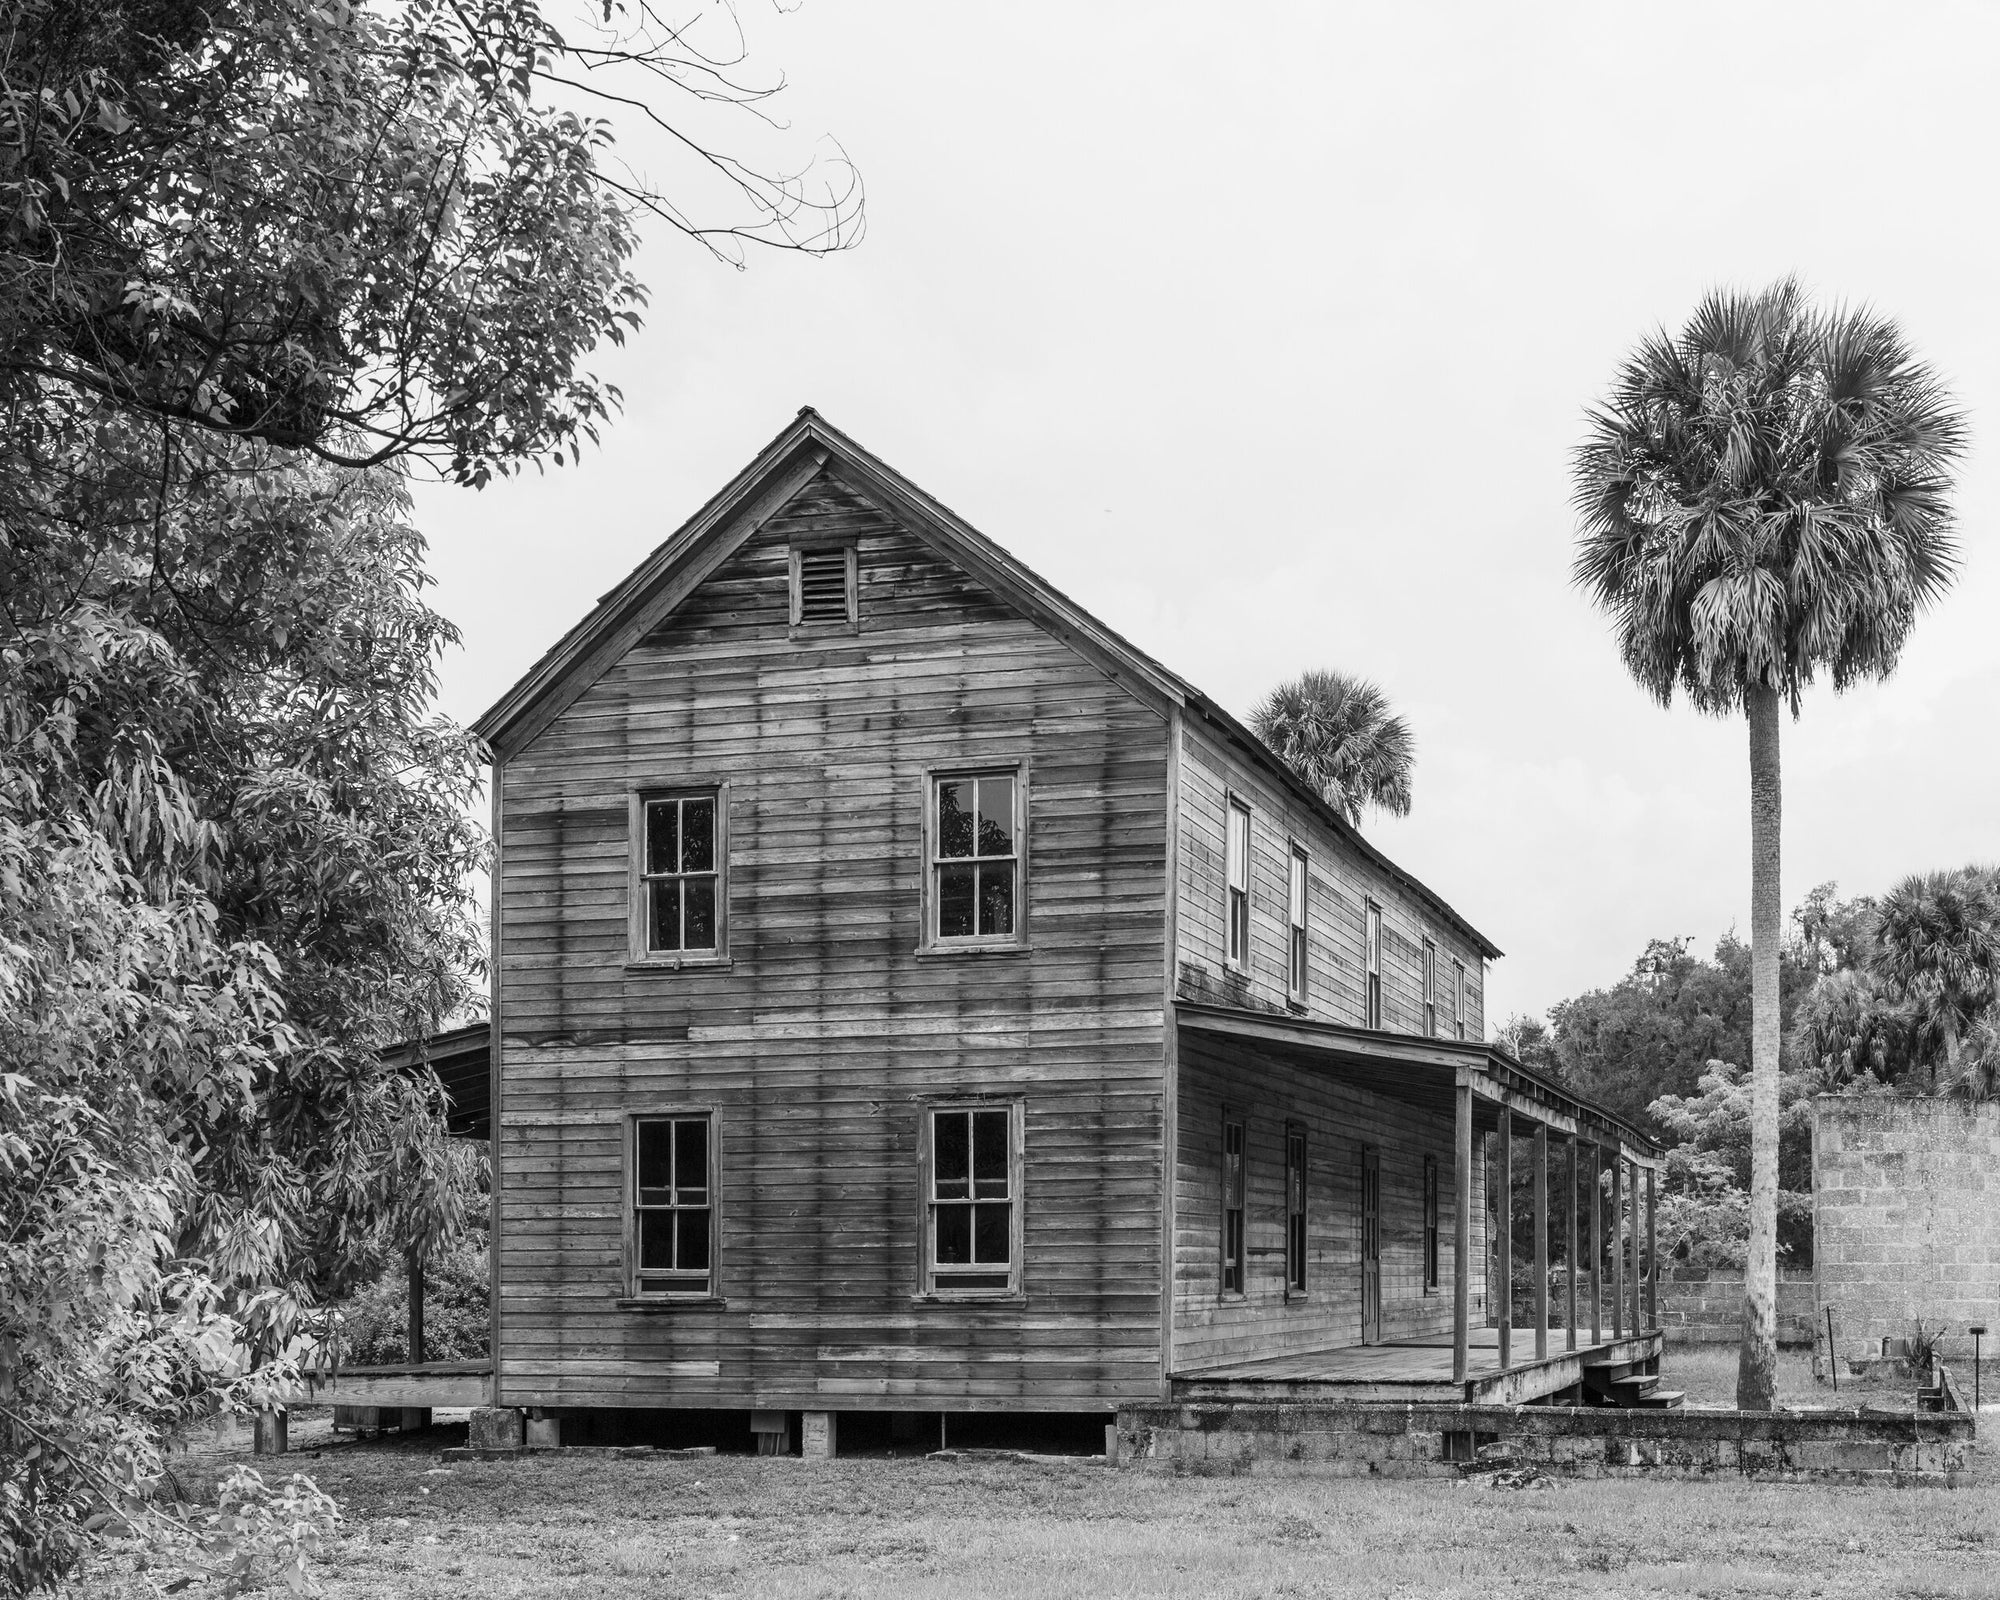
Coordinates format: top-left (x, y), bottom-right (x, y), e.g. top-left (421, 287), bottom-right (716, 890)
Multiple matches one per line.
top-left (73, 1392), bottom-right (1997, 1600)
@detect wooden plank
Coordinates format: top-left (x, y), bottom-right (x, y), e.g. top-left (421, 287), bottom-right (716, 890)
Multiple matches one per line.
top-left (1611, 1152), bottom-right (1625, 1340)
top-left (1566, 1132), bottom-right (1578, 1353)
top-left (1646, 1162), bottom-right (1658, 1333)
top-left (1590, 1140), bottom-right (1603, 1345)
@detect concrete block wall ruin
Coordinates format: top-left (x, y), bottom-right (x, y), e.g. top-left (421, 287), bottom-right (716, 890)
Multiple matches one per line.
top-left (1813, 1096), bottom-right (2000, 1366)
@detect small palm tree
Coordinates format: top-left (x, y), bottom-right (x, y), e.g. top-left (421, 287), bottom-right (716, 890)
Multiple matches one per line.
top-left (1872, 867), bottom-right (2000, 1092)
top-left (1572, 279), bottom-right (1966, 1409)
top-left (1251, 669), bottom-right (1414, 827)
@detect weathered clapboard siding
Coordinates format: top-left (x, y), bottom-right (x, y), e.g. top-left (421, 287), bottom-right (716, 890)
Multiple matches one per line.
top-left (1170, 1033), bottom-right (1490, 1373)
top-left (495, 468), bottom-right (1171, 1410)
top-left (1173, 717), bottom-right (1487, 1037)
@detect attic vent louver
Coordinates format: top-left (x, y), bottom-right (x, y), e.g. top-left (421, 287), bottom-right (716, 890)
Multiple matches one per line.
top-left (792, 545), bottom-right (854, 626)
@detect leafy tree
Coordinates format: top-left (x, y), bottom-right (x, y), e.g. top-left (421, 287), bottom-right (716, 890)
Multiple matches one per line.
top-left (1649, 1061), bottom-right (1813, 1268)
top-left (1250, 668), bottom-right (1414, 827)
top-left (3, 0), bottom-right (860, 482)
top-left (3, 2), bottom-right (859, 1586)
top-left (1572, 279), bottom-right (1966, 1409)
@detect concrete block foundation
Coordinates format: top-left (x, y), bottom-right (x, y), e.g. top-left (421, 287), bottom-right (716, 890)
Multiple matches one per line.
top-left (1113, 1401), bottom-right (1974, 1486)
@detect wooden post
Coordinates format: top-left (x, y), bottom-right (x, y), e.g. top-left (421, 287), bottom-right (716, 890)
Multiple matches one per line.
top-left (1629, 1159), bottom-right (1643, 1339)
top-left (253, 1407), bottom-right (287, 1456)
top-left (1452, 1082), bottom-right (1472, 1385)
top-left (1497, 1109), bottom-right (1512, 1371)
top-left (1532, 1125), bottom-right (1548, 1363)
top-left (1611, 1155), bottom-right (1625, 1340)
top-left (1646, 1164), bottom-right (1658, 1332)
top-left (407, 1247), bottom-right (426, 1367)
top-left (1588, 1141), bottom-right (1604, 1346)
top-left (1565, 1133), bottom-right (1579, 1351)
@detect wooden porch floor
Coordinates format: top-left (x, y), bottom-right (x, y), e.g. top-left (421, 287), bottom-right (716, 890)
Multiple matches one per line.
top-left (1173, 1327), bottom-right (1663, 1405)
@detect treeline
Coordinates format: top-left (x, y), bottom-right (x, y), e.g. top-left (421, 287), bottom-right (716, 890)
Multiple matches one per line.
top-left (1498, 868), bottom-right (2000, 1269)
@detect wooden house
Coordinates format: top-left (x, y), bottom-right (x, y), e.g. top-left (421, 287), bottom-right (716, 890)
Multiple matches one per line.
top-left (464, 410), bottom-right (1671, 1448)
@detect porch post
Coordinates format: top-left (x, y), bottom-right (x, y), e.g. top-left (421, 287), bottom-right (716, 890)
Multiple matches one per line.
top-left (1565, 1133), bottom-right (1579, 1352)
top-left (1589, 1142), bottom-right (1602, 1345)
top-left (1453, 1082), bottom-right (1472, 1385)
top-left (407, 1247), bottom-right (426, 1366)
top-left (1611, 1154), bottom-right (1625, 1339)
top-left (1629, 1159), bottom-right (1643, 1338)
top-left (1497, 1108), bottom-right (1512, 1371)
top-left (1532, 1125), bottom-right (1548, 1362)
top-left (1646, 1163), bottom-right (1658, 1332)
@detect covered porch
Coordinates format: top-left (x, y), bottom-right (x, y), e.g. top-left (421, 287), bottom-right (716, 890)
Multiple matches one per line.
top-left (1172, 1004), bottom-right (1671, 1408)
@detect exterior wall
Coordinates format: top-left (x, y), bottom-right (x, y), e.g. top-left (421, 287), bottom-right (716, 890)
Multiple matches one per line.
top-left (1656, 1266), bottom-right (1816, 1347)
top-left (1171, 1032), bottom-right (1488, 1371)
top-left (494, 466), bottom-right (1171, 1411)
top-left (1172, 717), bottom-right (1486, 1037)
top-left (1813, 1096), bottom-right (2000, 1365)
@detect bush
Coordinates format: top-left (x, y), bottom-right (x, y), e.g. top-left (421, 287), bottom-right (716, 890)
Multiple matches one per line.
top-left (333, 1241), bottom-right (488, 1365)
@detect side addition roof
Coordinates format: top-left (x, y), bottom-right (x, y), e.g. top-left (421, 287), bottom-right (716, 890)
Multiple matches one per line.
top-left (472, 407), bottom-right (1504, 961)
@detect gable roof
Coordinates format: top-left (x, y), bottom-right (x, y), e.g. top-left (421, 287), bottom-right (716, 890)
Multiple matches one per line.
top-left (472, 408), bottom-right (1503, 960)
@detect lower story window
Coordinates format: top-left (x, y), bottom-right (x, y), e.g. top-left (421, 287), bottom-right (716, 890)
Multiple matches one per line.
top-left (1221, 1115), bottom-right (1246, 1295)
top-left (632, 1113), bottom-right (716, 1297)
top-left (925, 1102), bottom-right (1022, 1295)
top-left (1424, 1153), bottom-right (1440, 1291)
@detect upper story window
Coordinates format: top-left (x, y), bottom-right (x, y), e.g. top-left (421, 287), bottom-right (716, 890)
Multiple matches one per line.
top-left (1364, 901), bottom-right (1383, 1029)
top-left (1225, 798), bottom-right (1251, 972)
top-left (1453, 959), bottom-right (1467, 1040)
top-left (630, 1113), bottom-right (717, 1299)
top-left (1286, 846), bottom-right (1309, 1005)
top-left (633, 789), bottom-right (727, 962)
top-left (922, 1101), bottom-right (1022, 1297)
top-left (1422, 937), bottom-right (1439, 1036)
top-left (925, 768), bottom-right (1024, 948)
top-left (789, 543), bottom-right (857, 628)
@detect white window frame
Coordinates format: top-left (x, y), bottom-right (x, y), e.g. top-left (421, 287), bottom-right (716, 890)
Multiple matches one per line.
top-left (1286, 844), bottom-right (1309, 1006)
top-left (1453, 959), bottom-right (1467, 1040)
top-left (624, 1110), bottom-right (721, 1302)
top-left (1225, 796), bottom-right (1252, 973)
top-left (1423, 937), bottom-right (1439, 1037)
top-left (628, 786), bottom-right (729, 967)
top-left (918, 1098), bottom-right (1025, 1300)
top-left (1364, 901), bottom-right (1383, 1029)
top-left (920, 764), bottom-right (1028, 952)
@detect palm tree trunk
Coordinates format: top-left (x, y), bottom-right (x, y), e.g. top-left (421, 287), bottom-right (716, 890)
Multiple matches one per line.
top-left (1736, 681), bottom-right (1782, 1410)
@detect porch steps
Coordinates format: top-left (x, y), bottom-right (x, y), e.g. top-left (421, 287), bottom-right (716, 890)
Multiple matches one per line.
top-left (1583, 1358), bottom-right (1684, 1411)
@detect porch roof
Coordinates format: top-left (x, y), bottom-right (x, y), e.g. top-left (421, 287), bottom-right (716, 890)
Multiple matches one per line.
top-left (1175, 1001), bottom-right (1658, 1165)
top-left (381, 1022), bottom-right (491, 1140)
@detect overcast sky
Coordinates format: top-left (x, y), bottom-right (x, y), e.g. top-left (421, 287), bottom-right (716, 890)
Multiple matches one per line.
top-left (411, 1), bottom-right (2000, 1027)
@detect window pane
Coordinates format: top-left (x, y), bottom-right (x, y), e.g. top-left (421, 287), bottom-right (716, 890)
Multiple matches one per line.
top-left (674, 1119), bottom-right (708, 1201)
top-left (977, 864), bottom-right (1015, 937)
top-left (681, 797), bottom-right (716, 873)
top-left (1227, 805), bottom-right (1249, 891)
top-left (934, 1111), bottom-right (969, 1198)
top-left (973, 1202), bottom-right (1010, 1264)
top-left (976, 776), bottom-right (1014, 857)
top-left (938, 864), bottom-right (976, 938)
top-left (675, 1207), bottom-right (711, 1273)
top-left (1289, 854), bottom-right (1306, 925)
top-left (638, 1209), bottom-right (674, 1270)
top-left (937, 1203), bottom-right (972, 1264)
top-left (683, 877), bottom-right (717, 951)
top-left (645, 801), bottom-right (678, 877)
top-left (972, 1110), bottom-right (1009, 1198)
top-left (650, 879), bottom-right (681, 952)
top-left (637, 1121), bottom-right (672, 1194)
top-left (938, 780), bottom-right (975, 859)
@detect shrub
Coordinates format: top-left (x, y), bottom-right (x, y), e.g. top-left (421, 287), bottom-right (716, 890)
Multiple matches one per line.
top-left (333, 1241), bottom-right (488, 1366)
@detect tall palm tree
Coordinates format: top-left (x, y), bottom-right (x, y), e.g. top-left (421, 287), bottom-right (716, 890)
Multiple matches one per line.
top-left (1251, 669), bottom-right (1414, 827)
top-left (1571, 280), bottom-right (1966, 1409)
